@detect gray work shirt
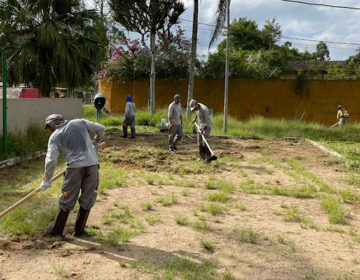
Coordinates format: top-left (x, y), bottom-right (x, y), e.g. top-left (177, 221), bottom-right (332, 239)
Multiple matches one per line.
top-left (125, 102), bottom-right (136, 117)
top-left (168, 102), bottom-right (182, 126)
top-left (45, 119), bottom-right (105, 179)
top-left (197, 103), bottom-right (212, 128)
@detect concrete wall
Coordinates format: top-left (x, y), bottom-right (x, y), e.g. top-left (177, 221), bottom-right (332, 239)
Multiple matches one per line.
top-left (0, 98), bottom-right (82, 135)
top-left (99, 78), bottom-right (360, 125)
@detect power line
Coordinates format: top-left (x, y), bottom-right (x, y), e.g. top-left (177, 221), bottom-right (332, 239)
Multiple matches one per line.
top-left (279, 39), bottom-right (357, 50)
top-left (178, 17), bottom-right (360, 47)
top-left (281, 0), bottom-right (360, 10)
top-left (282, 35), bottom-right (360, 46)
top-left (179, 17), bottom-right (217, 28)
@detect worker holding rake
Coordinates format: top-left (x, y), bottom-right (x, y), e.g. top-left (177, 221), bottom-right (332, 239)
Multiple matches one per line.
top-left (41, 114), bottom-right (105, 237)
top-left (190, 99), bottom-right (216, 163)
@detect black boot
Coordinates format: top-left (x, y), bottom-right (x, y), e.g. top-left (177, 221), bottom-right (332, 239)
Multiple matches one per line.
top-left (203, 146), bottom-right (211, 163)
top-left (131, 128), bottom-right (136, 139)
top-left (122, 125), bottom-right (127, 138)
top-left (73, 208), bottom-right (91, 237)
top-left (197, 146), bottom-right (205, 161)
top-left (51, 208), bottom-right (70, 237)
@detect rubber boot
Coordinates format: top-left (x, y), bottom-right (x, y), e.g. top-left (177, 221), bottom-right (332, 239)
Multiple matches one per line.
top-left (197, 146), bottom-right (206, 161)
top-left (131, 128), bottom-right (136, 139)
top-left (203, 146), bottom-right (212, 164)
top-left (73, 208), bottom-right (91, 237)
top-left (122, 125), bottom-right (127, 138)
top-left (51, 208), bottom-right (70, 237)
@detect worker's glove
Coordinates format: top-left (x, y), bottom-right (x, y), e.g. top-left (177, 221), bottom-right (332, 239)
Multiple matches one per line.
top-left (40, 178), bottom-right (52, 191)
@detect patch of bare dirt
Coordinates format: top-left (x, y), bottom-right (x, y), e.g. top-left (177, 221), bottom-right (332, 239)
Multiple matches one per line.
top-left (1, 136), bottom-right (360, 280)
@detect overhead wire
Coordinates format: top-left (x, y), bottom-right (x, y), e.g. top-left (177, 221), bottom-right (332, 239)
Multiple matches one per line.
top-left (281, 0), bottom-right (360, 10)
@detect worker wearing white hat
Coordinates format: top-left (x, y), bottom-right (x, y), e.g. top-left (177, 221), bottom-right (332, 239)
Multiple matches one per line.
top-left (190, 99), bottom-right (212, 162)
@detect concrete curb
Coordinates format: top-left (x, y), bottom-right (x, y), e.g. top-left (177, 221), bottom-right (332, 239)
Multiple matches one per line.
top-left (306, 139), bottom-right (345, 159)
top-left (0, 150), bottom-right (46, 170)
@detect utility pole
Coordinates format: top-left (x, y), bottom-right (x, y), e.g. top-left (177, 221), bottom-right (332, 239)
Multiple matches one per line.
top-left (2, 51), bottom-right (7, 154)
top-left (223, 0), bottom-right (230, 133)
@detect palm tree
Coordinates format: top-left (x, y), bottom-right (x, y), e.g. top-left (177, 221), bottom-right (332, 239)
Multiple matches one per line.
top-left (209, 0), bottom-right (230, 132)
top-left (0, 0), bottom-right (103, 97)
top-left (186, 0), bottom-right (198, 116)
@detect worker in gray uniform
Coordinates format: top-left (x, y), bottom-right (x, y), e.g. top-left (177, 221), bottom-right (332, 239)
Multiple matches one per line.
top-left (40, 114), bottom-right (105, 237)
top-left (123, 95), bottom-right (136, 138)
top-left (190, 99), bottom-right (212, 162)
top-left (168, 94), bottom-right (183, 152)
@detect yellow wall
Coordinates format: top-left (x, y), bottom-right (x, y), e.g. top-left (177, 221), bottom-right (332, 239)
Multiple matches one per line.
top-left (99, 78), bottom-right (360, 124)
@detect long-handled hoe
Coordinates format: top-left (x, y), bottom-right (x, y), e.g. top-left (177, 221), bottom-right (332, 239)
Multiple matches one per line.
top-left (0, 142), bottom-right (106, 220)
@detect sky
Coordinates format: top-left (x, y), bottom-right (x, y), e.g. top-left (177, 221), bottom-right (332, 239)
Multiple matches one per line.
top-left (88, 0), bottom-right (360, 60)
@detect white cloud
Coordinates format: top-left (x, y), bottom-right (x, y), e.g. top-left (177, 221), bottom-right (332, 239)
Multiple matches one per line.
top-left (89, 0), bottom-right (360, 59)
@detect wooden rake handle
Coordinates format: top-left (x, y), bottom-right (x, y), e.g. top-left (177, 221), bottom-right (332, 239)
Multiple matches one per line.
top-left (0, 169), bottom-right (66, 219)
top-left (194, 123), bottom-right (215, 157)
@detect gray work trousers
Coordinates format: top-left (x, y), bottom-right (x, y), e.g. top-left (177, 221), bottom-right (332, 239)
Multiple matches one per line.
top-left (169, 124), bottom-right (183, 148)
top-left (124, 115), bottom-right (135, 129)
top-left (59, 165), bottom-right (99, 212)
top-left (197, 127), bottom-right (212, 147)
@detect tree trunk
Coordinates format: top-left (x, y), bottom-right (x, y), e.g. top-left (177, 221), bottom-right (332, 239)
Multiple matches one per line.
top-left (186, 0), bottom-right (198, 116)
top-left (224, 0), bottom-right (230, 133)
top-left (149, 30), bottom-right (156, 114)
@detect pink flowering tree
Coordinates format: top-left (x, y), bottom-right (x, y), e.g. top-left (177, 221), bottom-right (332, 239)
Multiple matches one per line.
top-left (98, 27), bottom-right (191, 81)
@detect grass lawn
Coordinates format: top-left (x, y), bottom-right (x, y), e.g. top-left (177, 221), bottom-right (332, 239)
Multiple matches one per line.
top-left (1, 132), bottom-right (360, 279)
top-left (1, 106), bottom-right (360, 279)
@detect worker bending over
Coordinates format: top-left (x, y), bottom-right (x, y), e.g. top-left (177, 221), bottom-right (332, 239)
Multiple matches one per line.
top-left (168, 94), bottom-right (183, 152)
top-left (337, 105), bottom-right (349, 126)
top-left (40, 114), bottom-right (104, 237)
top-left (123, 95), bottom-right (136, 138)
top-left (190, 99), bottom-right (213, 163)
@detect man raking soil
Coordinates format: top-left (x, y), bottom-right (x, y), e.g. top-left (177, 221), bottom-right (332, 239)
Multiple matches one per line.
top-left (40, 114), bottom-right (105, 237)
top-left (190, 99), bottom-right (217, 163)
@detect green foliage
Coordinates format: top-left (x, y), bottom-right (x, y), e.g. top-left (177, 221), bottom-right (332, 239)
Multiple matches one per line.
top-left (164, 257), bottom-right (218, 280)
top-left (315, 41), bottom-right (330, 61)
top-left (141, 202), bottom-right (154, 211)
top-left (175, 215), bottom-right (189, 226)
top-left (192, 221), bottom-right (210, 232)
top-left (200, 202), bottom-right (223, 215)
top-left (234, 227), bottom-right (258, 244)
top-left (200, 17), bottom-right (319, 80)
top-left (0, 0), bottom-right (103, 96)
top-left (321, 196), bottom-right (347, 224)
top-left (207, 192), bottom-right (229, 203)
top-left (218, 17), bottom-right (281, 52)
top-left (200, 240), bottom-right (213, 251)
top-left (156, 194), bottom-right (178, 206)
top-left (283, 206), bottom-right (301, 222)
top-left (0, 206), bottom-right (56, 235)
top-left (145, 214), bottom-right (161, 225)
top-left (0, 125), bottom-right (49, 160)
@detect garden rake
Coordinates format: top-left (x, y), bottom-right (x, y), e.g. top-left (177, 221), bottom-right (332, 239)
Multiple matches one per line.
top-left (0, 142), bottom-right (106, 220)
top-left (0, 169), bottom-right (66, 219)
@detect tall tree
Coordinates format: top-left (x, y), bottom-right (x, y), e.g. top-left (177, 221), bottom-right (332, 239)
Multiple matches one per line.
top-left (0, 0), bottom-right (103, 96)
top-left (92, 0), bottom-right (124, 58)
top-left (261, 18), bottom-right (281, 50)
top-left (217, 17), bottom-right (282, 51)
top-left (109, 0), bottom-right (185, 114)
top-left (186, 0), bottom-right (199, 116)
top-left (316, 41), bottom-right (330, 61)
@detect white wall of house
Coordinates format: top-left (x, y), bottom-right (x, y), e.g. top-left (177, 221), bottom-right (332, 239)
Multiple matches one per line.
top-left (0, 98), bottom-right (82, 135)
